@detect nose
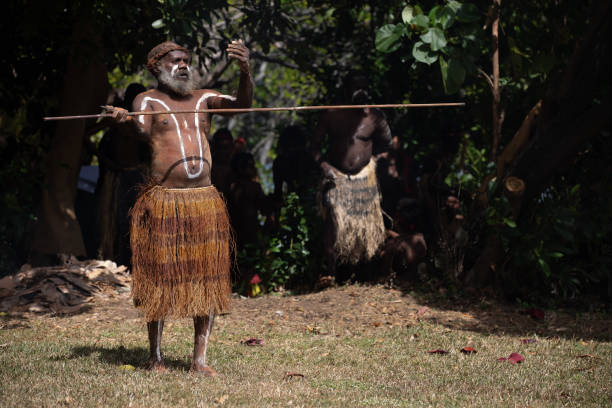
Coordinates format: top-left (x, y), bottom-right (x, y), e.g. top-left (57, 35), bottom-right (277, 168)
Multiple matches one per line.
top-left (178, 59), bottom-right (189, 69)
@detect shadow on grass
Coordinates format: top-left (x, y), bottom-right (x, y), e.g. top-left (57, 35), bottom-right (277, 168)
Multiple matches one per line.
top-left (393, 279), bottom-right (612, 342)
top-left (305, 261), bottom-right (611, 342)
top-left (58, 345), bottom-right (191, 371)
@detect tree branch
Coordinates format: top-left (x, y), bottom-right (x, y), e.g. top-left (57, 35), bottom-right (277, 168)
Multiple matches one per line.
top-left (477, 67), bottom-right (494, 92)
top-left (250, 51), bottom-right (299, 70)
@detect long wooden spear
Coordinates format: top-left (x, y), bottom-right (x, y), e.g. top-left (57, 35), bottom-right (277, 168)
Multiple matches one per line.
top-left (43, 102), bottom-right (465, 121)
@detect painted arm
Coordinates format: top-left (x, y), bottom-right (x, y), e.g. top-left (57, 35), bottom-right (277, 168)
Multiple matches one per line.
top-left (206, 40), bottom-right (253, 112)
top-left (100, 92), bottom-right (151, 141)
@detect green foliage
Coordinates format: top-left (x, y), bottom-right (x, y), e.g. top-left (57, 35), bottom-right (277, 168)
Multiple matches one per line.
top-left (238, 192), bottom-right (316, 293)
top-left (375, 1), bottom-right (483, 94)
top-left (445, 133), bottom-right (492, 194)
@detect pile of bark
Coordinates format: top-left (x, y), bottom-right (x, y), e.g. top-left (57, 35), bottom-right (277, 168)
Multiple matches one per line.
top-left (0, 259), bottom-right (130, 314)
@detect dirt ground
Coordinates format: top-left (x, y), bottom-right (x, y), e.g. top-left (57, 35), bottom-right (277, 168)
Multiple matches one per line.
top-left (8, 278), bottom-right (609, 342)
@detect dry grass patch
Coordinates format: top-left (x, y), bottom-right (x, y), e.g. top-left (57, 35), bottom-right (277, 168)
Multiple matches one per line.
top-left (0, 285), bottom-right (610, 407)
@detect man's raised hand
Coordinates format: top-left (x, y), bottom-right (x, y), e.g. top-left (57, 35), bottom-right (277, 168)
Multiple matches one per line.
top-left (102, 105), bottom-right (130, 123)
top-left (226, 40), bottom-right (250, 74)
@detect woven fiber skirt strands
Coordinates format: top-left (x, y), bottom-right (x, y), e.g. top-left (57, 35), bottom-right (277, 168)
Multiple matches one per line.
top-left (130, 185), bottom-right (233, 321)
top-left (324, 159), bottom-right (386, 264)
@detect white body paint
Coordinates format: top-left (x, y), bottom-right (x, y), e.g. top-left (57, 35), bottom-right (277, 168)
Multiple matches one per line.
top-left (138, 92), bottom-right (237, 179)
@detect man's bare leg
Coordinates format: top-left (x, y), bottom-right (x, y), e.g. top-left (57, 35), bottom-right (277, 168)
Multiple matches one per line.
top-left (146, 320), bottom-right (166, 371)
top-left (191, 312), bottom-right (217, 376)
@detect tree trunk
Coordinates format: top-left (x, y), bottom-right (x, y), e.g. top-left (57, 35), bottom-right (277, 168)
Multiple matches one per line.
top-left (30, 11), bottom-right (109, 260)
top-left (467, 1), bottom-right (612, 287)
top-left (489, 0), bottom-right (502, 161)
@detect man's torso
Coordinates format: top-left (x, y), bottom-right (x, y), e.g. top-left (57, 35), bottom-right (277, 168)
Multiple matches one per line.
top-left (135, 88), bottom-right (216, 188)
top-left (325, 109), bottom-right (386, 175)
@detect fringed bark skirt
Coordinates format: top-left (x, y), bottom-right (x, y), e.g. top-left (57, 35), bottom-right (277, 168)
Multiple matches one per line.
top-left (130, 185), bottom-right (232, 321)
top-left (323, 159), bottom-right (386, 264)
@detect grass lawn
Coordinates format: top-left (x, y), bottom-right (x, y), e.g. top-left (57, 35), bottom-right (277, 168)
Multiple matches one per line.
top-left (1, 284), bottom-right (610, 407)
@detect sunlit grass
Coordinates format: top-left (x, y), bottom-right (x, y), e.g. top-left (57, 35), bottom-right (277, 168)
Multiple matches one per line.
top-left (1, 292), bottom-right (610, 407)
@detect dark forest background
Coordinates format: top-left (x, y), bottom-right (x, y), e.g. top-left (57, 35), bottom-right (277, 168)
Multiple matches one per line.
top-left (1, 0), bottom-right (610, 307)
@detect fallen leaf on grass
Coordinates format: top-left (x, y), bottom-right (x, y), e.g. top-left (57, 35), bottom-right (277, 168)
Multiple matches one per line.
top-left (460, 347), bottom-right (477, 354)
top-left (428, 349), bottom-right (448, 354)
top-left (284, 372), bottom-right (304, 379)
top-left (521, 339), bottom-right (537, 344)
top-left (118, 364), bottom-right (135, 371)
top-left (497, 352), bottom-right (524, 364)
top-left (576, 354), bottom-right (599, 360)
top-left (306, 326), bottom-right (328, 335)
top-left (214, 395), bottom-right (229, 405)
top-left (241, 338), bottom-right (264, 346)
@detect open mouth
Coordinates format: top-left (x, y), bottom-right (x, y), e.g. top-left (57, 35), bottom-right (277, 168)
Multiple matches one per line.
top-left (175, 71), bottom-right (189, 80)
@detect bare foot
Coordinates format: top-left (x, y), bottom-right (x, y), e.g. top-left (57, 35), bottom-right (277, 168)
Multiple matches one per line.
top-left (145, 359), bottom-right (167, 373)
top-left (190, 363), bottom-right (218, 376)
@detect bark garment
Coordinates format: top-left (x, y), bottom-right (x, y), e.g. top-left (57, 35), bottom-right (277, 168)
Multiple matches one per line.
top-left (323, 159), bottom-right (386, 264)
top-left (130, 185), bottom-right (232, 321)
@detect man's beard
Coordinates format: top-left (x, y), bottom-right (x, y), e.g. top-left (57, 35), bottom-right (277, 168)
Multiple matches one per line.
top-left (157, 67), bottom-right (196, 96)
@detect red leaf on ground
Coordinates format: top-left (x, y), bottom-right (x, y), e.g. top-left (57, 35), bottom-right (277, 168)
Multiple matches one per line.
top-left (241, 338), bottom-right (264, 346)
top-left (521, 308), bottom-right (545, 320)
top-left (521, 339), bottom-right (537, 344)
top-left (460, 347), bottom-right (477, 354)
top-left (428, 349), bottom-right (448, 354)
top-left (498, 352), bottom-right (525, 364)
top-left (508, 352), bottom-right (525, 363)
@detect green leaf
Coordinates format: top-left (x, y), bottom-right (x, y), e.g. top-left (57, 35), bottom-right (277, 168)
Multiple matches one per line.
top-left (151, 19), bottom-right (165, 29)
top-left (446, 0), bottom-right (462, 13)
top-left (410, 14), bottom-right (429, 29)
top-left (412, 41), bottom-right (438, 65)
top-left (376, 24), bottom-right (405, 53)
top-left (428, 6), bottom-right (441, 23)
top-left (439, 6), bottom-right (456, 29)
top-left (503, 218), bottom-right (517, 228)
top-left (538, 258), bottom-right (551, 277)
top-left (439, 56), bottom-right (466, 93)
top-left (402, 6), bottom-right (414, 24)
top-left (421, 27), bottom-right (447, 51)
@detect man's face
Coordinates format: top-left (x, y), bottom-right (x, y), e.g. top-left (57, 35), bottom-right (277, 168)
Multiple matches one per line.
top-left (160, 50), bottom-right (191, 80)
top-left (157, 50), bottom-right (195, 95)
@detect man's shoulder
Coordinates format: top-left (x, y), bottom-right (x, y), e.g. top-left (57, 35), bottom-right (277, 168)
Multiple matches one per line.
top-left (133, 89), bottom-right (164, 103)
top-left (193, 89), bottom-right (220, 97)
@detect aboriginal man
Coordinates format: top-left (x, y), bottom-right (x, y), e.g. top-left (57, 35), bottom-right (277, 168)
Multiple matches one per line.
top-left (105, 40), bottom-right (253, 375)
top-left (312, 73), bottom-right (392, 285)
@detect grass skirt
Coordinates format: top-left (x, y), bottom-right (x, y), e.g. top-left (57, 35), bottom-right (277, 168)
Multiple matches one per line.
top-left (324, 159), bottom-right (386, 264)
top-left (130, 185), bottom-right (232, 321)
